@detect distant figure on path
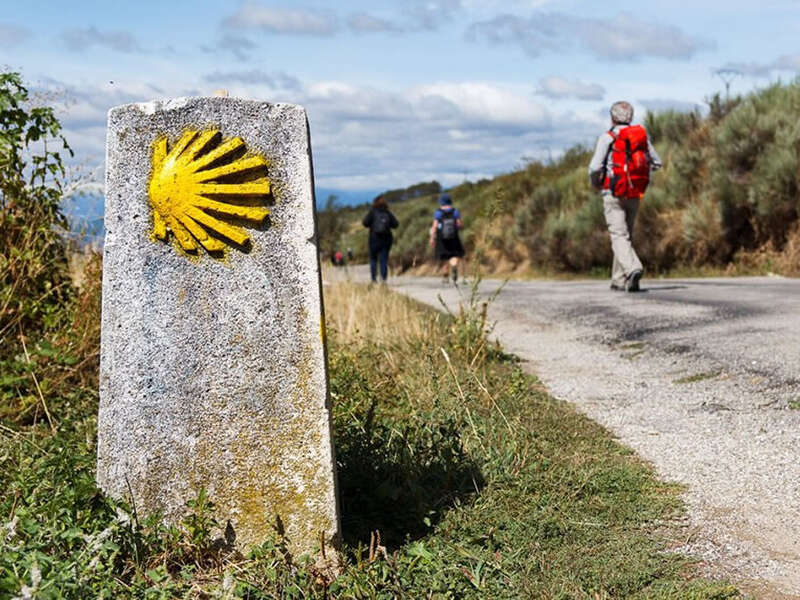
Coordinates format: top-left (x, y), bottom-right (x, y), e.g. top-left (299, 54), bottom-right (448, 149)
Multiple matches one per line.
top-left (589, 101), bottom-right (661, 292)
top-left (362, 195), bottom-right (399, 283)
top-left (429, 193), bottom-right (465, 284)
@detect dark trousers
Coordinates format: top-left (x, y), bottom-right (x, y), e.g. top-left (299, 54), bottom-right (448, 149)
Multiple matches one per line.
top-left (369, 242), bottom-right (391, 282)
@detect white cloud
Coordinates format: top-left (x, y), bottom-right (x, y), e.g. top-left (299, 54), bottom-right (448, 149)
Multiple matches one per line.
top-left (638, 98), bottom-right (701, 113)
top-left (223, 4), bottom-right (337, 36)
top-left (718, 54), bottom-right (800, 78)
top-left (303, 81), bottom-right (600, 190)
top-left (578, 13), bottom-right (710, 61)
top-left (346, 2), bottom-right (464, 34)
top-left (403, 0), bottom-right (463, 30)
top-left (537, 76), bottom-right (605, 100)
top-left (200, 34), bottom-right (258, 61)
top-left (0, 23), bottom-right (30, 48)
top-left (61, 26), bottom-right (143, 53)
top-left (774, 54), bottom-right (800, 71)
top-left (411, 82), bottom-right (550, 129)
top-left (468, 12), bottom-right (712, 61)
top-left (203, 70), bottom-right (301, 90)
top-left (348, 12), bottom-right (402, 33)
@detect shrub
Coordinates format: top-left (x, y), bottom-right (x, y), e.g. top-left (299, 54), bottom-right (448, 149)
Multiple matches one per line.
top-left (0, 72), bottom-right (73, 352)
top-left (710, 84), bottom-right (800, 249)
top-left (0, 72), bottom-right (80, 426)
top-left (645, 109), bottom-right (701, 146)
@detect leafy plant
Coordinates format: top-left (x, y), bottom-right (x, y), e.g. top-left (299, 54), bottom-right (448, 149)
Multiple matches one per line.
top-left (0, 71), bottom-right (78, 427)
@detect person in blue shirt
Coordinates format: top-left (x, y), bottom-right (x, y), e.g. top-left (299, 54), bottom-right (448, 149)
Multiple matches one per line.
top-left (429, 193), bottom-right (465, 283)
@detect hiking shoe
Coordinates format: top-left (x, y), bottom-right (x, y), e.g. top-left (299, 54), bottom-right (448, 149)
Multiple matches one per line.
top-left (610, 282), bottom-right (624, 291)
top-left (625, 270), bottom-right (642, 292)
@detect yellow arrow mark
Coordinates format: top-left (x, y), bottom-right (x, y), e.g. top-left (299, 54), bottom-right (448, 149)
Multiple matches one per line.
top-left (148, 129), bottom-right (271, 255)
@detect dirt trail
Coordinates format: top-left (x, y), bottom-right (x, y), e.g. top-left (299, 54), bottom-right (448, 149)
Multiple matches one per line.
top-left (330, 267), bottom-right (800, 598)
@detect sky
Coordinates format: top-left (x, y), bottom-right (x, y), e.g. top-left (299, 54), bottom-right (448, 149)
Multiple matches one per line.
top-left (2, 0), bottom-right (800, 202)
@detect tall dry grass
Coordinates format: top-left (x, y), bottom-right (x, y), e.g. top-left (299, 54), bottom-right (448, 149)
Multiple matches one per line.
top-left (324, 282), bottom-right (438, 349)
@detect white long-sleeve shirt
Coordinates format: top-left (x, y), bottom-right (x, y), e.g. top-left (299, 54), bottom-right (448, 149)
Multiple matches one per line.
top-left (588, 124), bottom-right (662, 180)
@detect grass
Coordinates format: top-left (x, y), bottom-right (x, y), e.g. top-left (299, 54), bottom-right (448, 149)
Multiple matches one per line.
top-left (618, 342), bottom-right (646, 351)
top-left (323, 283), bottom-right (744, 599)
top-left (0, 274), bottom-right (746, 598)
top-left (673, 371), bottom-right (722, 385)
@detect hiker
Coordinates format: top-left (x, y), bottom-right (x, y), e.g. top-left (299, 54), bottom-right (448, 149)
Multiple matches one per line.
top-left (589, 101), bottom-right (661, 292)
top-left (429, 193), bottom-right (465, 283)
top-left (362, 195), bottom-right (399, 283)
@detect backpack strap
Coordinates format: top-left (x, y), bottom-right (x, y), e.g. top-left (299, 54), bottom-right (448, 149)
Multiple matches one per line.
top-left (438, 207), bottom-right (454, 220)
top-left (601, 130), bottom-right (616, 188)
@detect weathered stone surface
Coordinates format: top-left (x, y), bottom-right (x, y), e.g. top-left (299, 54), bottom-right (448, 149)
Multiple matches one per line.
top-left (97, 97), bottom-right (340, 555)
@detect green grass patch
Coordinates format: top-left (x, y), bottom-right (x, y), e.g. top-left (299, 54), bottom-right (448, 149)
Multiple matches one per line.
top-left (788, 398), bottom-right (800, 410)
top-left (0, 282), bottom-right (746, 598)
top-left (673, 371), bottom-right (722, 385)
top-left (619, 342), bottom-right (646, 350)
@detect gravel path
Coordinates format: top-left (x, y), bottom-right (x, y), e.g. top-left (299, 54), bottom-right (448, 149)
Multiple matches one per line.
top-left (333, 269), bottom-right (800, 598)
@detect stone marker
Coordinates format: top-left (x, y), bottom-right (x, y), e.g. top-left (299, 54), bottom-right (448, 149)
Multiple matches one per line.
top-left (97, 97), bottom-right (340, 557)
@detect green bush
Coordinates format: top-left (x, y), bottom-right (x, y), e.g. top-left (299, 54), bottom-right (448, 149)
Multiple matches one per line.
top-left (0, 72), bottom-right (85, 427)
top-left (710, 84), bottom-right (800, 249)
top-left (0, 72), bottom-right (72, 353)
top-left (645, 109), bottom-right (701, 146)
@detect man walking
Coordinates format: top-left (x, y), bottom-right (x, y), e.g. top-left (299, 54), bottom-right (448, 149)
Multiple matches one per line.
top-left (589, 101), bottom-right (661, 292)
top-left (429, 193), bottom-right (465, 284)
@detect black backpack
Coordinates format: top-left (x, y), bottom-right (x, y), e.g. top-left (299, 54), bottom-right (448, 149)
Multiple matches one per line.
top-left (372, 210), bottom-right (392, 235)
top-left (439, 209), bottom-right (457, 240)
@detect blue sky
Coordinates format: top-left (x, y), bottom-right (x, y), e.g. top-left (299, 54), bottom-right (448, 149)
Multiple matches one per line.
top-left (2, 0), bottom-right (800, 200)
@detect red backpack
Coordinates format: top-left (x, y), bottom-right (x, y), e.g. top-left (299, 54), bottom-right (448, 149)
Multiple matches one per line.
top-left (604, 125), bottom-right (651, 199)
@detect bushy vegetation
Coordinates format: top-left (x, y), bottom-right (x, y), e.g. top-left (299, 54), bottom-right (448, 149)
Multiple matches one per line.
top-left (323, 84), bottom-right (800, 277)
top-left (0, 72), bottom-right (98, 428)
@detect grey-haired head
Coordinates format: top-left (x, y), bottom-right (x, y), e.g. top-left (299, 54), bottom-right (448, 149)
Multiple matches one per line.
top-left (610, 101), bottom-right (634, 125)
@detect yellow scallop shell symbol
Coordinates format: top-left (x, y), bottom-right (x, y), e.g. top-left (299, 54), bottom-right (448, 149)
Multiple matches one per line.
top-left (148, 129), bottom-right (271, 254)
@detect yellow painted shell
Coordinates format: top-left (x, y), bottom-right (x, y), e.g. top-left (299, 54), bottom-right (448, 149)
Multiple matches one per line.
top-left (148, 129), bottom-right (271, 254)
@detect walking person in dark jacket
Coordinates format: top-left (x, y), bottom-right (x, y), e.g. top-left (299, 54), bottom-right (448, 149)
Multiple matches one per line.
top-left (429, 193), bottom-right (465, 283)
top-left (362, 195), bottom-right (399, 283)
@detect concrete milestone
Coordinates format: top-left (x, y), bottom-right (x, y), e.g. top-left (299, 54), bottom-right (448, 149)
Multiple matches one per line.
top-left (97, 97), bottom-right (340, 556)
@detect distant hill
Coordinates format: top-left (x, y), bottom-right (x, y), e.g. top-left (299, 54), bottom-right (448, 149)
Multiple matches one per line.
top-left (315, 187), bottom-right (383, 207)
top-left (322, 85), bottom-right (800, 277)
top-left (61, 192), bottom-right (105, 246)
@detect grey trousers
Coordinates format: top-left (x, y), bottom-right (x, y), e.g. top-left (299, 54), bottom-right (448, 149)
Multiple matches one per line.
top-left (603, 193), bottom-right (643, 285)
